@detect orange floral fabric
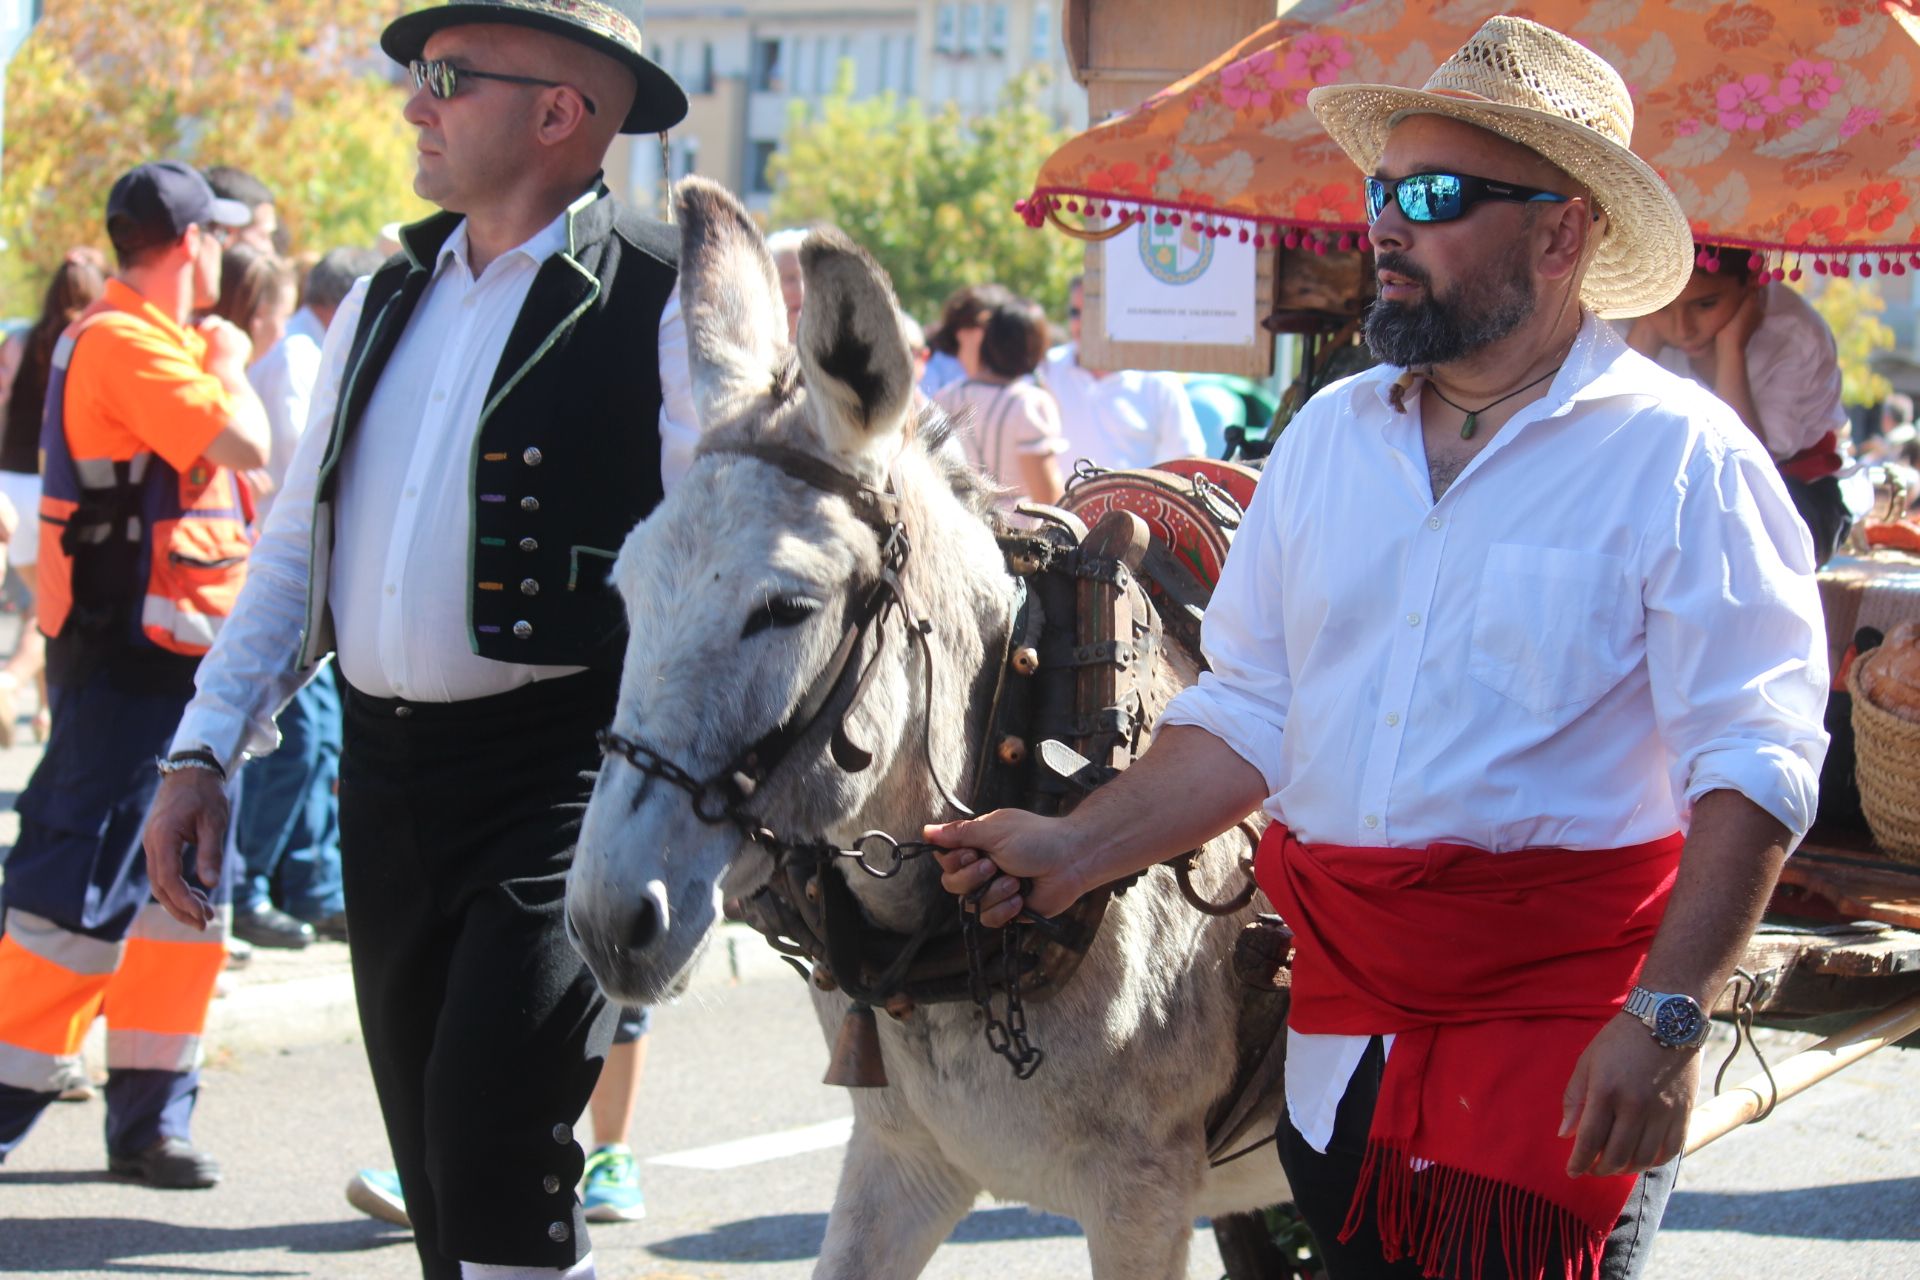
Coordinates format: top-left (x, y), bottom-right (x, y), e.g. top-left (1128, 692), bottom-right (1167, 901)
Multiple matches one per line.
top-left (1027, 0), bottom-right (1920, 273)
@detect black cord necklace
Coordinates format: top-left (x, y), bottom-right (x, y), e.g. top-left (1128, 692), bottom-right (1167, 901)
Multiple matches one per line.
top-left (1425, 363), bottom-right (1564, 440)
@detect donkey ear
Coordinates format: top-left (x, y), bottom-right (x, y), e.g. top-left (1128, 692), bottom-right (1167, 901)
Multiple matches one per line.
top-left (673, 177), bottom-right (787, 430)
top-left (795, 230), bottom-right (914, 468)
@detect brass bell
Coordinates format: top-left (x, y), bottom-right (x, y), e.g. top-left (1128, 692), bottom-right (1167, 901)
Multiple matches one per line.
top-left (997, 735), bottom-right (1028, 765)
top-left (812, 963), bottom-right (839, 992)
top-left (884, 992), bottom-right (916, 1021)
top-left (804, 877), bottom-right (820, 904)
top-left (1011, 646), bottom-right (1040, 675)
top-left (821, 1003), bottom-right (888, 1088)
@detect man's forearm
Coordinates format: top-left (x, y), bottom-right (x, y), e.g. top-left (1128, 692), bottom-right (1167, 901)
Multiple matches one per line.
top-left (1060, 723), bottom-right (1269, 894)
top-left (1636, 788), bottom-right (1791, 1003)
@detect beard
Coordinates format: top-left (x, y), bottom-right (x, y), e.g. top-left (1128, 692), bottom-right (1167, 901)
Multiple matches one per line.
top-left (1363, 249), bottom-right (1537, 368)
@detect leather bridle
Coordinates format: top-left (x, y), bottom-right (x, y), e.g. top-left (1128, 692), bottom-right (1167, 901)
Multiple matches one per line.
top-left (596, 441), bottom-right (976, 875)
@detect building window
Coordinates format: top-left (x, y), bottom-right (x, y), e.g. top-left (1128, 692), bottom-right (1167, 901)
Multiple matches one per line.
top-left (1032, 3), bottom-right (1052, 64)
top-left (935, 4), bottom-right (958, 55)
top-left (750, 140), bottom-right (779, 195)
top-left (962, 3), bottom-right (983, 55)
top-left (752, 38), bottom-right (782, 92)
top-left (698, 41), bottom-right (715, 94)
top-left (813, 36), bottom-right (829, 95)
top-left (986, 4), bottom-right (1008, 55)
top-left (675, 140), bottom-right (699, 179)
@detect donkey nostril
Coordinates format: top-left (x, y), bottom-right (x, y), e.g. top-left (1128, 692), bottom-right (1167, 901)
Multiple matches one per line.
top-left (621, 879), bottom-right (673, 952)
top-left (625, 897), bottom-right (660, 950)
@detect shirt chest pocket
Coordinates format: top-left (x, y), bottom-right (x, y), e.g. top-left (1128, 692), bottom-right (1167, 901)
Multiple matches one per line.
top-left (1468, 543), bottom-right (1635, 716)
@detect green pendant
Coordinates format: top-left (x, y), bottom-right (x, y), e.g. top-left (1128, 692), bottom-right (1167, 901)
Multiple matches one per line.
top-left (1459, 412), bottom-right (1478, 441)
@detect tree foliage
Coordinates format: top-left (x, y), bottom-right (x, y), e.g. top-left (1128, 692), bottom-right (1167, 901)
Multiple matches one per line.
top-left (770, 69), bottom-right (1081, 326)
top-left (2, 0), bottom-right (427, 311)
top-left (1800, 276), bottom-right (1896, 408)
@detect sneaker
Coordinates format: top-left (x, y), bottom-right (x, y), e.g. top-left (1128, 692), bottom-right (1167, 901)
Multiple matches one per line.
top-left (581, 1143), bottom-right (645, 1222)
top-left (346, 1168), bottom-right (411, 1228)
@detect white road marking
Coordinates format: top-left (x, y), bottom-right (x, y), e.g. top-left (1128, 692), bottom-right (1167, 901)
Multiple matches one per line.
top-left (647, 1117), bottom-right (854, 1170)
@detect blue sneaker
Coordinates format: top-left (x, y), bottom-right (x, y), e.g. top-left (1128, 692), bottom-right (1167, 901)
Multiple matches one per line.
top-left (346, 1167), bottom-right (411, 1228)
top-left (581, 1143), bottom-right (645, 1222)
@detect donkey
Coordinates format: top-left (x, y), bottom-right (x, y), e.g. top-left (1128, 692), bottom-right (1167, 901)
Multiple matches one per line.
top-left (566, 177), bottom-right (1289, 1279)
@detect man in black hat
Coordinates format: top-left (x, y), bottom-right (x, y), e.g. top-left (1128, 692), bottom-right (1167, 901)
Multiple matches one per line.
top-left (142, 3), bottom-right (692, 1274)
top-left (0, 161), bottom-right (265, 1189)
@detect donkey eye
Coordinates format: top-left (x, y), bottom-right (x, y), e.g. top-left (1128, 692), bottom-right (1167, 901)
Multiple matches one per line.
top-left (742, 596), bottom-right (819, 637)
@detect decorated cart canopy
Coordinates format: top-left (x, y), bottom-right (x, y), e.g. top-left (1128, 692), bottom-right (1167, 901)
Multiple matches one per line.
top-left (1023, 0), bottom-right (1920, 280)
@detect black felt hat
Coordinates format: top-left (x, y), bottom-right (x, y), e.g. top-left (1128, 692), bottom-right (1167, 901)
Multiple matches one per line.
top-left (382, 0), bottom-right (688, 134)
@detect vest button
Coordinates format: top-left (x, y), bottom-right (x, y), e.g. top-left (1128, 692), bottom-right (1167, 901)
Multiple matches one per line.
top-left (523, 447), bottom-right (543, 467)
top-left (519, 537), bottom-right (539, 553)
top-left (542, 1174), bottom-right (561, 1194)
top-left (520, 578), bottom-right (540, 596)
top-left (515, 620), bottom-right (534, 639)
top-left (548, 1222), bottom-right (570, 1244)
top-left (394, 706), bottom-right (414, 719)
top-left (521, 496), bottom-right (540, 513)
top-left (551, 1122), bottom-right (571, 1144)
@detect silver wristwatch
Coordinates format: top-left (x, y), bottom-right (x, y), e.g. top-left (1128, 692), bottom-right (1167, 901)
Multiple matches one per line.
top-left (1622, 985), bottom-right (1710, 1049)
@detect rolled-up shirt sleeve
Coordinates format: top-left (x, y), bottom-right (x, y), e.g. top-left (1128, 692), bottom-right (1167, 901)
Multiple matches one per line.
top-left (1641, 432), bottom-right (1829, 837)
top-left (1160, 455), bottom-right (1292, 797)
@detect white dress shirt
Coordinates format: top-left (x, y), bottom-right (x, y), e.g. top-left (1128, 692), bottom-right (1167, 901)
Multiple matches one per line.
top-left (246, 306), bottom-right (326, 524)
top-left (1654, 282), bottom-right (1847, 461)
top-left (172, 203), bottom-right (698, 767)
top-left (1041, 343), bottom-right (1208, 471)
top-left (1160, 313), bottom-right (1829, 1151)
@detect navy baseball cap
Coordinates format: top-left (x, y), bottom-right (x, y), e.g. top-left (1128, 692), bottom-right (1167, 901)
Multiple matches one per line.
top-left (105, 162), bottom-right (252, 253)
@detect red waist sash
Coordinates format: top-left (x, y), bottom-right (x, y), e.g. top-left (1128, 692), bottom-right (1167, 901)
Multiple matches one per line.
top-left (1255, 826), bottom-right (1684, 1280)
top-left (1778, 430), bottom-right (1842, 483)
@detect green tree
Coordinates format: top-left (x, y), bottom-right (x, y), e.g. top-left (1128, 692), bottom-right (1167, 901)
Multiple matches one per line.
top-left (770, 69), bottom-right (1081, 326)
top-left (1800, 276), bottom-right (1896, 407)
top-left (3, 0), bottom-right (428, 312)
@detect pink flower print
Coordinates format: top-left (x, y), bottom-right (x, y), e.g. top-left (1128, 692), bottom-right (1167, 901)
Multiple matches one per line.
top-left (1220, 50), bottom-right (1279, 112)
top-left (1282, 34), bottom-right (1354, 104)
top-left (1776, 60), bottom-right (1841, 113)
top-left (1716, 74), bottom-right (1781, 132)
top-left (1786, 114), bottom-right (1805, 131)
top-left (1841, 106), bottom-right (1882, 139)
top-left (1676, 117), bottom-right (1702, 137)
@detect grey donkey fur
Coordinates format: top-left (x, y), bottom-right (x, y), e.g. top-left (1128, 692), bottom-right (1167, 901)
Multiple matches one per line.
top-left (567, 177), bottom-right (1289, 1279)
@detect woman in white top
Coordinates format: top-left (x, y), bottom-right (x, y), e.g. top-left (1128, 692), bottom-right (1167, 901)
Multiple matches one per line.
top-left (933, 294), bottom-right (1068, 506)
top-left (1627, 245), bottom-right (1851, 563)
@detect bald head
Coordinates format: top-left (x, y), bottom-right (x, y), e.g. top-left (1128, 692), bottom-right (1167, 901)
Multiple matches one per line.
top-left (414, 23), bottom-right (636, 184)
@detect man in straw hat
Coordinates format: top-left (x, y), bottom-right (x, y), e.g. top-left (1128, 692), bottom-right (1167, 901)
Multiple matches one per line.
top-left (140, 2), bottom-right (695, 1275)
top-left (932, 16), bottom-right (1828, 1280)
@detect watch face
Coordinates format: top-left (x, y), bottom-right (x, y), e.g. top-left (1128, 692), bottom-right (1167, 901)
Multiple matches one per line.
top-left (1654, 996), bottom-right (1706, 1046)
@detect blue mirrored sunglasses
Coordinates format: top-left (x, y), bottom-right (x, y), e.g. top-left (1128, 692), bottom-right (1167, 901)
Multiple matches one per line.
top-left (1365, 172), bottom-right (1571, 224)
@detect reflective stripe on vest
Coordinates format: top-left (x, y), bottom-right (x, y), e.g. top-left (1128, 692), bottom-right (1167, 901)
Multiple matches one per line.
top-left (38, 302), bottom-right (253, 656)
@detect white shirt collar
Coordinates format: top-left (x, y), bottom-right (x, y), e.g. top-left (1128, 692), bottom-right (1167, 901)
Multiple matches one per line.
top-left (1354, 312), bottom-right (1659, 435)
top-left (436, 204), bottom-right (576, 283)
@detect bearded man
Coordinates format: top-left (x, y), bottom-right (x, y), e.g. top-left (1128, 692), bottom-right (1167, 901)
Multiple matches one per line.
top-left (931, 18), bottom-right (1827, 1280)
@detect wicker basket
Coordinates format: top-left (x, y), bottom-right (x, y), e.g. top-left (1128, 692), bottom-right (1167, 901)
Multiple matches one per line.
top-left (1848, 654), bottom-right (1920, 864)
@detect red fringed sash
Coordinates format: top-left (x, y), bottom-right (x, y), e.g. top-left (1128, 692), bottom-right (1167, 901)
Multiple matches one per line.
top-left (1255, 827), bottom-right (1684, 1280)
top-left (1778, 430), bottom-right (1842, 483)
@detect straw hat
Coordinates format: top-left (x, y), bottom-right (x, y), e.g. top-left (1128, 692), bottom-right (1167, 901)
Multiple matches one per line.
top-left (1307, 16), bottom-right (1691, 319)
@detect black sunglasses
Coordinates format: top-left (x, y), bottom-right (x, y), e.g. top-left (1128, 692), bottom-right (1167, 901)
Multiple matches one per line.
top-left (1365, 171), bottom-right (1572, 225)
top-left (409, 58), bottom-right (597, 116)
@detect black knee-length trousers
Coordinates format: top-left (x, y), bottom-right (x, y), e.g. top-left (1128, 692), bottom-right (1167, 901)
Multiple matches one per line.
top-left (339, 670), bottom-right (620, 1278)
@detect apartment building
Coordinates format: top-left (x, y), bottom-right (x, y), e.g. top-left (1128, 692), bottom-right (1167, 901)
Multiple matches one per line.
top-left (605, 1), bottom-right (1086, 216)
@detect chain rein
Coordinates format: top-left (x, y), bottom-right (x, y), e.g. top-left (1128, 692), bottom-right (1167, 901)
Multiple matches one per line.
top-left (594, 445), bottom-right (1043, 1078)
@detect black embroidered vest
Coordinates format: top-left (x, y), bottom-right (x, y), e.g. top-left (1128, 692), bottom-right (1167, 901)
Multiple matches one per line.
top-left (299, 186), bottom-right (678, 672)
